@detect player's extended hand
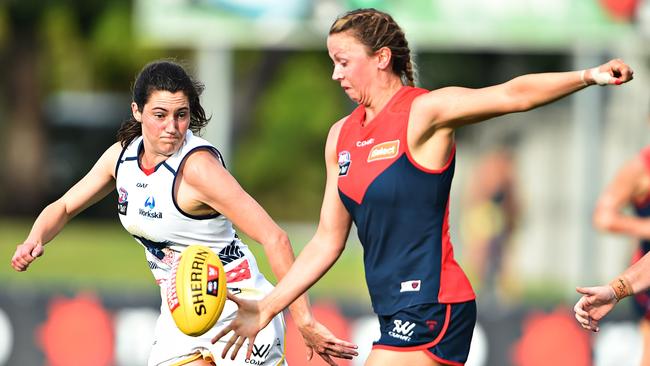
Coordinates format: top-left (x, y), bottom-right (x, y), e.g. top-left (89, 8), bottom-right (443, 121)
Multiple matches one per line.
top-left (11, 241), bottom-right (44, 272)
top-left (211, 292), bottom-right (272, 361)
top-left (296, 320), bottom-right (359, 366)
top-left (587, 59), bottom-right (634, 86)
top-left (573, 285), bottom-right (618, 332)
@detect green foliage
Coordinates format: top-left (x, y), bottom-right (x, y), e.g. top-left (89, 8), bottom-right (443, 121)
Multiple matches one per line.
top-left (233, 52), bottom-right (348, 220)
top-left (88, 2), bottom-right (170, 90)
top-left (39, 4), bottom-right (91, 91)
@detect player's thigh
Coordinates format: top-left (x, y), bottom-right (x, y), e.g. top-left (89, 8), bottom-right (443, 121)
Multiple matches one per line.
top-left (366, 348), bottom-right (441, 366)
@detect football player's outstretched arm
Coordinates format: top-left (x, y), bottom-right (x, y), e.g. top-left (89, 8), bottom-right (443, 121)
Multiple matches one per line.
top-left (11, 143), bottom-right (121, 271)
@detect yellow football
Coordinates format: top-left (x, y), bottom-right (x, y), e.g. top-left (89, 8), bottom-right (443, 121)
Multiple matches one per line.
top-left (166, 245), bottom-right (227, 336)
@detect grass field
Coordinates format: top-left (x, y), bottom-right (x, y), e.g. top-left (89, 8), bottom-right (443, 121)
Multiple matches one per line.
top-left (0, 218), bottom-right (371, 303)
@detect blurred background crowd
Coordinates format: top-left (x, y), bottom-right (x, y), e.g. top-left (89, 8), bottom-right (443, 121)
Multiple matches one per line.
top-left (0, 0), bottom-right (649, 365)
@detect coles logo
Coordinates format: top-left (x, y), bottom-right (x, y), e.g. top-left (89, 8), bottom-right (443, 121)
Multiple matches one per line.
top-left (367, 140), bottom-right (399, 162)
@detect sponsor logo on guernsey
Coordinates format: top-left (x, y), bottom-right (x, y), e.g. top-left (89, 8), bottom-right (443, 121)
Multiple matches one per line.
top-left (117, 187), bottom-right (128, 215)
top-left (389, 319), bottom-right (416, 341)
top-left (139, 195), bottom-right (162, 219)
top-left (367, 140), bottom-right (400, 162)
top-left (400, 280), bottom-right (421, 292)
top-left (338, 151), bottom-right (351, 176)
top-left (356, 138), bottom-right (375, 147)
top-left (246, 343), bottom-right (271, 364)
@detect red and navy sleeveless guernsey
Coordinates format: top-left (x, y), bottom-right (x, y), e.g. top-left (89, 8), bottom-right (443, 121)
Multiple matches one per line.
top-left (337, 86), bottom-right (475, 315)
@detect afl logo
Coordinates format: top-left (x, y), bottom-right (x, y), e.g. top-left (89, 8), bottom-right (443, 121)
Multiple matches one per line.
top-left (338, 151), bottom-right (351, 176)
top-left (117, 187), bottom-right (128, 215)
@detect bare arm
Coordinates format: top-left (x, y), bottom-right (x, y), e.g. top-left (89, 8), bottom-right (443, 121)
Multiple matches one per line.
top-left (412, 59), bottom-right (633, 131)
top-left (11, 142), bottom-right (122, 271)
top-left (575, 251), bottom-right (650, 332)
top-left (593, 156), bottom-right (650, 238)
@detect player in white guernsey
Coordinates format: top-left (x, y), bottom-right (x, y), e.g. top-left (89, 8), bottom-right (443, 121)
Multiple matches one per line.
top-left (11, 60), bottom-right (358, 366)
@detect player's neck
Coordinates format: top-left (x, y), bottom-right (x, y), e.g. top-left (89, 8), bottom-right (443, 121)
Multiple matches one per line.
top-left (363, 79), bottom-right (404, 124)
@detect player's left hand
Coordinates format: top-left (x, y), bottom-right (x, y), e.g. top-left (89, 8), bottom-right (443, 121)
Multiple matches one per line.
top-left (588, 59), bottom-right (634, 86)
top-left (297, 320), bottom-right (359, 365)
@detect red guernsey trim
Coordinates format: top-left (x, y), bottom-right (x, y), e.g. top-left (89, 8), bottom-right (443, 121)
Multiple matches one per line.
top-left (372, 304), bottom-right (452, 352)
top-left (438, 198), bottom-right (476, 303)
top-left (141, 165), bottom-right (155, 176)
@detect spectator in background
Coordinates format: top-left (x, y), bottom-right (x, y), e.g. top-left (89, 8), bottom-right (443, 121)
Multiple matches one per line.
top-left (212, 8), bottom-right (634, 366)
top-left (575, 139), bottom-right (650, 365)
top-left (10, 60), bottom-right (357, 366)
top-left (460, 145), bottom-right (519, 304)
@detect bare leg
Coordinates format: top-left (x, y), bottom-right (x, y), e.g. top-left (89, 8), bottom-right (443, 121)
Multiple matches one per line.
top-left (365, 348), bottom-right (442, 366)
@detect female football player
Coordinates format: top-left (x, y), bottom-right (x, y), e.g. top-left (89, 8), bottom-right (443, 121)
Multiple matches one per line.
top-left (11, 60), bottom-right (358, 366)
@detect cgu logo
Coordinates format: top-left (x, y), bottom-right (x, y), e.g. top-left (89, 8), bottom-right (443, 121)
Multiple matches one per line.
top-left (367, 140), bottom-right (400, 162)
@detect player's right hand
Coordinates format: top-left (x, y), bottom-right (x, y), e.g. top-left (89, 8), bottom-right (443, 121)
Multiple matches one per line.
top-left (11, 241), bottom-right (44, 271)
top-left (573, 285), bottom-right (617, 332)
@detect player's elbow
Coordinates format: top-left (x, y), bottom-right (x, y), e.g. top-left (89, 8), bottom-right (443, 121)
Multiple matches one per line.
top-left (593, 210), bottom-right (615, 232)
top-left (267, 229), bottom-right (291, 251)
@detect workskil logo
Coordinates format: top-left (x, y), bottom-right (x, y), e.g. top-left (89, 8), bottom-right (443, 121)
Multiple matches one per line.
top-left (139, 196), bottom-right (162, 219)
top-left (367, 140), bottom-right (399, 162)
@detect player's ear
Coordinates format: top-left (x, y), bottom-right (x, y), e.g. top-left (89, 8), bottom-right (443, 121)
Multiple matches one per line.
top-left (131, 102), bottom-right (142, 123)
top-left (376, 46), bottom-right (392, 70)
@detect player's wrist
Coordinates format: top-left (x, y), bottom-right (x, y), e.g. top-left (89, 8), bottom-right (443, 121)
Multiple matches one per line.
top-left (579, 69), bottom-right (590, 86)
top-left (609, 276), bottom-right (633, 301)
top-left (259, 297), bottom-right (280, 324)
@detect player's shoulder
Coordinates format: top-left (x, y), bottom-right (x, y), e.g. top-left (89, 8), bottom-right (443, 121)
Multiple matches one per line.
top-left (328, 115), bottom-right (350, 140)
top-left (101, 142), bottom-right (126, 164)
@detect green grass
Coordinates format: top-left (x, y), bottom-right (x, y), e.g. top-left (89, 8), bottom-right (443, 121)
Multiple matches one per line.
top-left (0, 218), bottom-right (370, 303)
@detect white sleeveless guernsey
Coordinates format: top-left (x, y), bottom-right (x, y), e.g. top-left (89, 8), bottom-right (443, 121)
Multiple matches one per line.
top-left (115, 131), bottom-right (287, 366)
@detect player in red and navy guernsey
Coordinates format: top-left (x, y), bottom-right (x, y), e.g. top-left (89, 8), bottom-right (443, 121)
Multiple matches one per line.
top-left (575, 145), bottom-right (650, 364)
top-left (213, 8), bottom-right (634, 366)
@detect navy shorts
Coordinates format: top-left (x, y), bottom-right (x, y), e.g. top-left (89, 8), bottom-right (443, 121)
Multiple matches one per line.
top-left (373, 301), bottom-right (477, 366)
